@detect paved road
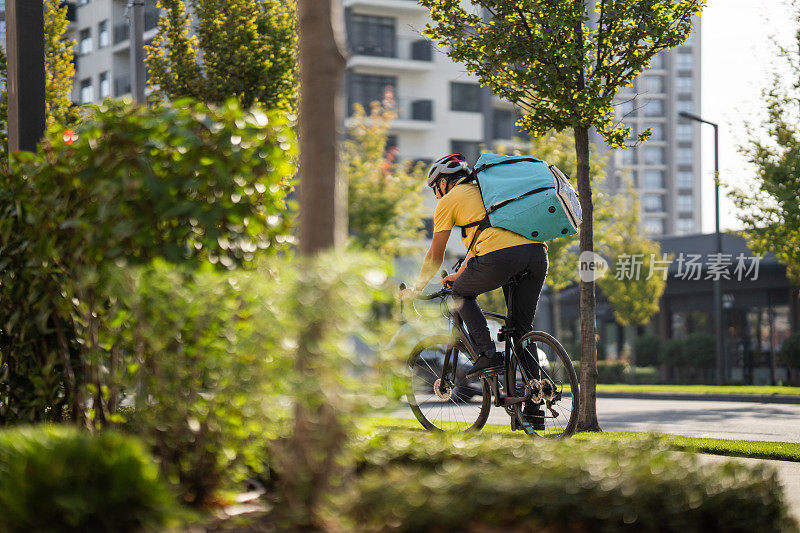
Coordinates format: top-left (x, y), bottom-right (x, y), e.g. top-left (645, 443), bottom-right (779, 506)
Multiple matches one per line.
top-left (482, 396), bottom-right (800, 442)
top-left (397, 396), bottom-right (800, 442)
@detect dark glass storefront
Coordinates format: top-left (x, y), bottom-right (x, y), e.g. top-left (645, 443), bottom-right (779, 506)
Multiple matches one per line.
top-left (548, 233), bottom-right (799, 385)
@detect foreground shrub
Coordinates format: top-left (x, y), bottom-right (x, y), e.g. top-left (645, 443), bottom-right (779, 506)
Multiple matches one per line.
top-left (337, 431), bottom-right (798, 533)
top-left (109, 253), bottom-right (401, 508)
top-left (0, 426), bottom-right (174, 532)
top-left (0, 98), bottom-right (295, 425)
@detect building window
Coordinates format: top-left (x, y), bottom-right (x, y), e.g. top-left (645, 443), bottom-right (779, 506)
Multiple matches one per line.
top-left (618, 98), bottom-right (635, 118)
top-left (451, 140), bottom-right (481, 165)
top-left (676, 218), bottom-right (695, 234)
top-left (643, 218), bottom-right (664, 235)
top-left (98, 20), bottom-right (109, 48)
top-left (676, 99), bottom-right (694, 114)
top-left (677, 194), bottom-right (694, 213)
top-left (676, 76), bottom-right (693, 94)
top-left (643, 170), bottom-right (664, 189)
top-left (644, 123), bottom-right (664, 141)
top-left (347, 73), bottom-right (396, 115)
top-left (80, 78), bottom-right (93, 104)
top-left (493, 108), bottom-right (517, 140)
top-left (677, 170), bottom-right (694, 189)
top-left (676, 52), bottom-right (693, 70)
top-left (676, 123), bottom-right (693, 142)
top-left (643, 193), bottom-right (664, 212)
top-left (78, 0), bottom-right (90, 5)
top-left (641, 75), bottom-right (663, 94)
top-left (677, 147), bottom-right (693, 166)
top-left (79, 28), bottom-right (92, 55)
top-left (620, 147), bottom-right (636, 166)
top-left (648, 53), bottom-right (664, 69)
top-left (642, 98), bottom-right (664, 117)
top-left (347, 14), bottom-right (395, 57)
top-left (451, 82), bottom-right (482, 112)
top-left (643, 146), bottom-right (664, 165)
top-left (99, 71), bottom-right (110, 99)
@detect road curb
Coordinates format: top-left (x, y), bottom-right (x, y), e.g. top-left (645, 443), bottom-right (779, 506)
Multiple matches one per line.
top-left (597, 391), bottom-right (800, 404)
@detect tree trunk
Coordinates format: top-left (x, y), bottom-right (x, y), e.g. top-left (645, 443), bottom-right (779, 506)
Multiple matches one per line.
top-left (286, 1), bottom-right (347, 528)
top-left (574, 124), bottom-right (601, 432)
top-left (297, 0), bottom-right (347, 256)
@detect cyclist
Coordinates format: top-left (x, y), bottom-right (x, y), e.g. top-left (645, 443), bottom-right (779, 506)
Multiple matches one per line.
top-left (401, 153), bottom-right (549, 423)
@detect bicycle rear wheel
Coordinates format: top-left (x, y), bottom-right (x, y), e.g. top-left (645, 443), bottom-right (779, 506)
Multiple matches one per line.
top-left (407, 335), bottom-right (491, 432)
top-left (508, 331), bottom-right (579, 438)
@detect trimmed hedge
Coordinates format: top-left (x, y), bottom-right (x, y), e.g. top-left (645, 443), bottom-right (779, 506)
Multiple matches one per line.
top-left (597, 360), bottom-right (629, 383)
top-left (634, 334), bottom-right (662, 367)
top-left (338, 431), bottom-right (798, 533)
top-left (0, 426), bottom-right (174, 532)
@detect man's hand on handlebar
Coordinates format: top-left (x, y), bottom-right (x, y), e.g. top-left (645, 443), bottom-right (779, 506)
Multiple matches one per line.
top-left (441, 272), bottom-right (459, 288)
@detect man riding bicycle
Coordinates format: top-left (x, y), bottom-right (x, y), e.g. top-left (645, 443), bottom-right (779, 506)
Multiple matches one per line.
top-left (401, 153), bottom-right (549, 424)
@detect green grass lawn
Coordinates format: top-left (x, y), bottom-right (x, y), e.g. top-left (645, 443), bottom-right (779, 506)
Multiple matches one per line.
top-left (595, 384), bottom-right (800, 396)
top-left (364, 417), bottom-right (800, 463)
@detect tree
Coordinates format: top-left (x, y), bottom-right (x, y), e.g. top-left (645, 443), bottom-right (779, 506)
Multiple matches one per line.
top-left (282, 0), bottom-right (347, 528)
top-left (732, 8), bottom-right (800, 287)
top-left (146, 0), bottom-right (296, 111)
top-left (344, 101), bottom-right (428, 257)
top-left (596, 179), bottom-right (668, 368)
top-left (421, 0), bottom-right (702, 431)
top-left (0, 0), bottom-right (76, 151)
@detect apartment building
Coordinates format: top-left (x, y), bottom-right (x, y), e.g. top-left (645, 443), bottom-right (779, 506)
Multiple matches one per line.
top-left (596, 23), bottom-right (703, 237)
top-left (42, 0), bottom-right (160, 105)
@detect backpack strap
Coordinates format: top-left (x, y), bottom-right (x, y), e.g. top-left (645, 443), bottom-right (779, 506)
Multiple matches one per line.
top-left (457, 215), bottom-right (491, 255)
top-left (485, 185), bottom-right (554, 214)
top-left (474, 157), bottom-right (542, 174)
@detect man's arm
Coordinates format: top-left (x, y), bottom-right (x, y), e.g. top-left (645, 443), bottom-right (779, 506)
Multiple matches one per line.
top-left (413, 230), bottom-right (450, 291)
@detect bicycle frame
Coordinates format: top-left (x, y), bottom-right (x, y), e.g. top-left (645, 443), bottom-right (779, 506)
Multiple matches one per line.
top-left (436, 286), bottom-right (561, 411)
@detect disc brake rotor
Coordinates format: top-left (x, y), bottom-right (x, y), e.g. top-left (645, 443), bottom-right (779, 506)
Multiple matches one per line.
top-left (433, 378), bottom-right (453, 401)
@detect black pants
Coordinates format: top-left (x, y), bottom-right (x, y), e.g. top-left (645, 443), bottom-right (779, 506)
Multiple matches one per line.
top-left (452, 243), bottom-right (548, 356)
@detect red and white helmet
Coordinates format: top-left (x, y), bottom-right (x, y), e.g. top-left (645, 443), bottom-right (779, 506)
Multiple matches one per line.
top-left (426, 153), bottom-right (472, 187)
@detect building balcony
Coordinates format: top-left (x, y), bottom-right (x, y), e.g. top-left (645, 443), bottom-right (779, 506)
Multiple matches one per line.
top-left (347, 36), bottom-right (434, 72)
top-left (343, 0), bottom-right (428, 13)
top-left (113, 8), bottom-right (160, 45)
top-left (347, 97), bottom-right (434, 131)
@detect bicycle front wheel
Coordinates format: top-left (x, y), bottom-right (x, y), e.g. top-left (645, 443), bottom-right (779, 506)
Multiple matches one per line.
top-left (407, 335), bottom-right (491, 432)
top-left (510, 331), bottom-right (579, 439)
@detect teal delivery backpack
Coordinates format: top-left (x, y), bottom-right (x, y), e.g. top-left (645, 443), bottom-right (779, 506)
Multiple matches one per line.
top-left (461, 154), bottom-right (582, 251)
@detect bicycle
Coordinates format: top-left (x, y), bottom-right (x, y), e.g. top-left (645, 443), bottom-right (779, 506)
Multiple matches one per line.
top-left (401, 269), bottom-right (579, 438)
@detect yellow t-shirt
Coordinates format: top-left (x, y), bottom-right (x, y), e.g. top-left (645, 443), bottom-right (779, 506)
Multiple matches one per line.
top-left (433, 183), bottom-right (541, 256)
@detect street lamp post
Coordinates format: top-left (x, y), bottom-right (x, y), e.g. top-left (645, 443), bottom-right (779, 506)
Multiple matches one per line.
top-left (128, 0), bottom-right (146, 104)
top-left (679, 111), bottom-right (724, 385)
top-left (6, 0), bottom-right (46, 152)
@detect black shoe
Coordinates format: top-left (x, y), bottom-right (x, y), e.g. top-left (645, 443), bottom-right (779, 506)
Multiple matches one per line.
top-left (522, 405), bottom-right (546, 431)
top-left (465, 352), bottom-right (504, 380)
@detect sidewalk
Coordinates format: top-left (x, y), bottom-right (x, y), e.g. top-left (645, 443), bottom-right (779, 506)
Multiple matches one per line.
top-left (697, 453), bottom-right (800, 522)
top-left (597, 390), bottom-right (800, 404)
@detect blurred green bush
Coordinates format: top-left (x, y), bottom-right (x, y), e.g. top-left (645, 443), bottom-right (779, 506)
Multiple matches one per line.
top-left (596, 360), bottom-right (629, 383)
top-left (633, 333), bottom-right (662, 367)
top-left (106, 252), bottom-right (402, 507)
top-left (0, 426), bottom-right (174, 532)
top-left (336, 431), bottom-right (798, 533)
top-left (780, 332), bottom-right (800, 370)
top-left (0, 98), bottom-right (296, 425)
top-left (632, 365), bottom-right (658, 384)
